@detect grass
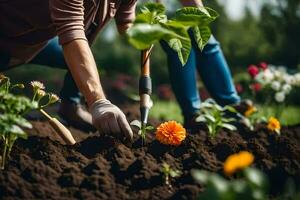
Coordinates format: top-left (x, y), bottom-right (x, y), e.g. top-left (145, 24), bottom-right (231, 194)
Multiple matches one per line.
top-left (150, 100), bottom-right (300, 126)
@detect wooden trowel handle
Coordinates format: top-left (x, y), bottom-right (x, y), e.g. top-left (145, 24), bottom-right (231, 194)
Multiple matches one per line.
top-left (39, 109), bottom-right (76, 145)
top-left (49, 118), bottom-right (76, 145)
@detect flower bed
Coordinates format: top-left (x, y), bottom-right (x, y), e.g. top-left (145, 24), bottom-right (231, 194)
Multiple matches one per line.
top-left (0, 107), bottom-right (299, 199)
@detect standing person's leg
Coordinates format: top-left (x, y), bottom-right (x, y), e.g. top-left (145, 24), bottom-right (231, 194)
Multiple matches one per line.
top-left (160, 41), bottom-right (201, 123)
top-left (194, 36), bottom-right (240, 106)
top-left (30, 37), bottom-right (94, 130)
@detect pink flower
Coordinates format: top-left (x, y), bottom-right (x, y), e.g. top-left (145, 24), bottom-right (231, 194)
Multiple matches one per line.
top-left (258, 62), bottom-right (268, 70)
top-left (248, 65), bottom-right (259, 78)
top-left (250, 83), bottom-right (261, 92)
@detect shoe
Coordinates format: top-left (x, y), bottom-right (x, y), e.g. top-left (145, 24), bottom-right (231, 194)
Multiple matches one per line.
top-left (58, 100), bottom-right (96, 131)
top-left (183, 112), bottom-right (206, 131)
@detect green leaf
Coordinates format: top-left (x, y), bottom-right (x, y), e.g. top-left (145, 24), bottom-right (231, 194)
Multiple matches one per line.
top-left (170, 169), bottom-right (182, 178)
top-left (195, 115), bottom-right (206, 122)
top-left (163, 21), bottom-right (191, 65)
top-left (223, 105), bottom-right (238, 113)
top-left (130, 120), bottom-right (142, 129)
top-left (192, 26), bottom-right (211, 51)
top-left (222, 123), bottom-right (237, 131)
top-left (175, 7), bottom-right (218, 27)
top-left (127, 23), bottom-right (173, 50)
top-left (204, 114), bottom-right (216, 122)
top-left (145, 126), bottom-right (155, 131)
top-left (244, 168), bottom-right (268, 190)
top-left (140, 2), bottom-right (165, 15)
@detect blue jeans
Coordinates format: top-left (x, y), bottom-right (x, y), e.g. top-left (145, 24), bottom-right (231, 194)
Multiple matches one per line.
top-left (161, 35), bottom-right (240, 119)
top-left (0, 37), bottom-right (81, 103)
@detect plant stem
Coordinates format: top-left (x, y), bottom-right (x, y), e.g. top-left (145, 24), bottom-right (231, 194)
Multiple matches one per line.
top-left (1, 139), bottom-right (8, 170)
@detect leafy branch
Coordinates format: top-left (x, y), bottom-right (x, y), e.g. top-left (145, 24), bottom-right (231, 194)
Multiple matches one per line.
top-left (127, 3), bottom-right (218, 65)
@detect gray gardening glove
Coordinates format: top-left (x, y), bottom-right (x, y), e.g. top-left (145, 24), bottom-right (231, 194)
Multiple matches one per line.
top-left (90, 99), bottom-right (133, 142)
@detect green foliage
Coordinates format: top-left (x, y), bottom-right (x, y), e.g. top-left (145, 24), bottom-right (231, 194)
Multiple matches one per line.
top-left (130, 119), bottom-right (155, 144)
top-left (127, 3), bottom-right (217, 65)
top-left (192, 168), bottom-right (269, 200)
top-left (161, 162), bottom-right (181, 187)
top-left (0, 75), bottom-right (37, 169)
top-left (195, 99), bottom-right (237, 137)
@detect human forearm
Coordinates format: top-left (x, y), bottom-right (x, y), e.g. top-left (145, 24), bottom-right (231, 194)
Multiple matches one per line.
top-left (62, 39), bottom-right (105, 107)
top-left (180, 0), bottom-right (204, 7)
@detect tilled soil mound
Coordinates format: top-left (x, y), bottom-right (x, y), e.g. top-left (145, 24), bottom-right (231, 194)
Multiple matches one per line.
top-left (0, 111), bottom-right (299, 199)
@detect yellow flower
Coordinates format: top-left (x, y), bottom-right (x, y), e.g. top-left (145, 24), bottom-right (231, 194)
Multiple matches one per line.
top-left (267, 117), bottom-right (281, 134)
top-left (224, 151), bottom-right (254, 176)
top-left (156, 121), bottom-right (186, 146)
top-left (244, 105), bottom-right (257, 117)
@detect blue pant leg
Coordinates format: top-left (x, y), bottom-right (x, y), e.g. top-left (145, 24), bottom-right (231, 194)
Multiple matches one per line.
top-left (195, 36), bottom-right (240, 106)
top-left (30, 37), bottom-right (81, 103)
top-left (160, 41), bottom-right (201, 118)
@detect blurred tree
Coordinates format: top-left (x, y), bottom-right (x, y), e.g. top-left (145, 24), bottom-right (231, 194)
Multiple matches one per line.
top-left (260, 0), bottom-right (300, 69)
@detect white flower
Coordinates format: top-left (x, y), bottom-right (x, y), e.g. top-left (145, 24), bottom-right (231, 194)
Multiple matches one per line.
top-left (262, 69), bottom-right (274, 83)
top-left (283, 74), bottom-right (294, 85)
top-left (274, 70), bottom-right (282, 79)
top-left (282, 84), bottom-right (292, 94)
top-left (30, 81), bottom-right (45, 90)
top-left (275, 92), bottom-right (285, 103)
top-left (271, 81), bottom-right (281, 91)
top-left (294, 73), bottom-right (300, 86)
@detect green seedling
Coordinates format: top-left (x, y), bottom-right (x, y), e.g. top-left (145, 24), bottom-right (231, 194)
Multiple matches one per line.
top-left (130, 119), bottom-right (155, 145)
top-left (0, 75), bottom-right (38, 169)
top-left (196, 99), bottom-right (237, 138)
top-left (161, 162), bottom-right (182, 188)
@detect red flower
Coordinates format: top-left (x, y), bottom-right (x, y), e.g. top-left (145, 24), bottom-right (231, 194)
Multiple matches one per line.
top-left (250, 83), bottom-right (261, 92)
top-left (235, 83), bottom-right (243, 94)
top-left (258, 62), bottom-right (268, 70)
top-left (247, 65), bottom-right (259, 78)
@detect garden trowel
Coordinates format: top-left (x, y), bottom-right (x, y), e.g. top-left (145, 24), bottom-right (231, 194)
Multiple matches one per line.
top-left (139, 49), bottom-right (153, 129)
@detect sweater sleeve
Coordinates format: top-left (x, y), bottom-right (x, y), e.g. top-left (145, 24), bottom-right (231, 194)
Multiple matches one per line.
top-left (115, 0), bottom-right (137, 26)
top-left (49, 0), bottom-right (87, 45)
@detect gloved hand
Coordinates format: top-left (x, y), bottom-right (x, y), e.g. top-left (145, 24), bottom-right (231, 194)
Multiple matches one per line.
top-left (90, 99), bottom-right (133, 142)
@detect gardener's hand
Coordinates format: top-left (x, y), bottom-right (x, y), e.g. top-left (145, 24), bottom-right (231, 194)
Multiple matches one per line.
top-left (90, 99), bottom-right (133, 142)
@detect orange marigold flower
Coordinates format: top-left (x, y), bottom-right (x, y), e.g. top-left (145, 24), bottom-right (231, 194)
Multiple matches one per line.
top-left (224, 151), bottom-right (254, 176)
top-left (267, 117), bottom-right (281, 134)
top-left (244, 105), bottom-right (257, 117)
top-left (156, 121), bottom-right (186, 146)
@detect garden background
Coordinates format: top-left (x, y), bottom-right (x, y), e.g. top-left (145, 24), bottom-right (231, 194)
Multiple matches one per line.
top-left (4, 0), bottom-right (300, 125)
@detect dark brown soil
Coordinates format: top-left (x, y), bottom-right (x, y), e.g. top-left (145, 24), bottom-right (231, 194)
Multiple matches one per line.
top-left (0, 106), bottom-right (299, 200)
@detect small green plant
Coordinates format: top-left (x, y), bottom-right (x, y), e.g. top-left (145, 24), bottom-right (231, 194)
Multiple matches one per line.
top-left (130, 119), bottom-right (155, 144)
top-left (243, 105), bottom-right (267, 131)
top-left (161, 162), bottom-right (182, 188)
top-left (195, 99), bottom-right (237, 137)
top-left (192, 152), bottom-right (268, 200)
top-left (192, 168), bottom-right (269, 200)
top-left (0, 75), bottom-right (38, 169)
top-left (127, 3), bottom-right (218, 65)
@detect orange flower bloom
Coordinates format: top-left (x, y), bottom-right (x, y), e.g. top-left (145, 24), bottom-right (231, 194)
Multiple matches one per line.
top-left (244, 105), bottom-right (257, 117)
top-left (156, 121), bottom-right (186, 146)
top-left (224, 151), bottom-right (254, 176)
top-left (267, 117), bottom-right (281, 134)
